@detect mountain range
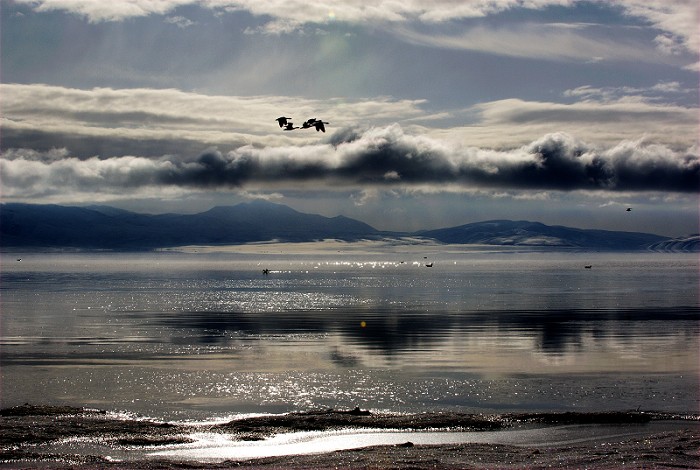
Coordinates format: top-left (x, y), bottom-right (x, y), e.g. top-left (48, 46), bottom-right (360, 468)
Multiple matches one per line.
top-left (0, 201), bottom-right (694, 251)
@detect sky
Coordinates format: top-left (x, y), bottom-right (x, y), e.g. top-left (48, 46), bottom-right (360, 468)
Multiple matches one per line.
top-left (1, 0), bottom-right (698, 237)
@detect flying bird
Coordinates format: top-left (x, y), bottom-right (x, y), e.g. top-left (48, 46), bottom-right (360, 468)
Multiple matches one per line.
top-left (313, 120), bottom-right (329, 132)
top-left (276, 116), bottom-right (326, 132)
top-left (276, 116), bottom-right (292, 128)
top-left (626, 208), bottom-right (632, 211)
top-left (301, 118), bottom-right (317, 129)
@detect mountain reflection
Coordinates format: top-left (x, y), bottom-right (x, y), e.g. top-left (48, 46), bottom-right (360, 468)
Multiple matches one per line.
top-left (158, 306), bottom-right (700, 356)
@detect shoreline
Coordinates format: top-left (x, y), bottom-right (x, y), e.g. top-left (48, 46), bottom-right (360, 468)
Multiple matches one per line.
top-left (2, 405), bottom-right (698, 469)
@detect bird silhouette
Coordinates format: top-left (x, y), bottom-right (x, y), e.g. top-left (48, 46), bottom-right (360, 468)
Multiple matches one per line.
top-left (313, 120), bottom-right (329, 132)
top-left (626, 208), bottom-right (632, 212)
top-left (301, 118), bottom-right (317, 129)
top-left (283, 122), bottom-right (299, 131)
top-left (276, 116), bottom-right (292, 128)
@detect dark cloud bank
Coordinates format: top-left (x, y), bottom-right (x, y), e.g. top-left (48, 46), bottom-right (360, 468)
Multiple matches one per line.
top-left (190, 129), bottom-right (698, 192)
top-left (3, 126), bottom-right (698, 194)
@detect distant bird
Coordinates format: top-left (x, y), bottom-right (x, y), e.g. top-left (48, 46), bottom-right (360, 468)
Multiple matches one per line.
top-left (283, 122), bottom-right (299, 131)
top-left (626, 207), bottom-right (632, 212)
top-left (300, 118), bottom-right (317, 129)
top-left (425, 262), bottom-right (433, 268)
top-left (584, 265), bottom-right (592, 269)
top-left (276, 116), bottom-right (292, 128)
top-left (313, 120), bottom-right (329, 132)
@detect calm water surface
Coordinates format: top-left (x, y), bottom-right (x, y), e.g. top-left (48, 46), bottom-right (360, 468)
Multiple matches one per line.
top-left (1, 248), bottom-right (698, 421)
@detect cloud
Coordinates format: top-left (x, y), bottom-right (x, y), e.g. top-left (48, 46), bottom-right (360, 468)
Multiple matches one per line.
top-left (164, 15), bottom-right (195, 28)
top-left (4, 83), bottom-right (696, 161)
top-left (476, 98), bottom-right (696, 127)
top-left (2, 84), bottom-right (697, 199)
top-left (618, 0), bottom-right (699, 55)
top-left (13, 0), bottom-right (563, 24)
top-left (563, 81), bottom-right (692, 102)
top-left (14, 1), bottom-right (698, 58)
top-left (351, 188), bottom-right (380, 206)
top-left (3, 126), bottom-right (697, 201)
top-left (389, 22), bottom-right (665, 63)
top-left (12, 0), bottom-right (193, 22)
top-left (429, 96), bottom-right (698, 149)
top-left (1, 83), bottom-right (427, 157)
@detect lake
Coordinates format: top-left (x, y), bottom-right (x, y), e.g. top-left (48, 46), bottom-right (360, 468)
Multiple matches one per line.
top-left (1, 245), bottom-right (698, 422)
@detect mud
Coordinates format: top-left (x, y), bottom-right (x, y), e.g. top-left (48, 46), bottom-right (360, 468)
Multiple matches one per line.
top-left (1, 404), bottom-right (698, 469)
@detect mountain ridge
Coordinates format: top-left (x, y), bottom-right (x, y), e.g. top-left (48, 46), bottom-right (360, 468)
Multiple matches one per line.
top-left (0, 201), bottom-right (686, 251)
top-left (0, 201), bottom-right (379, 249)
top-left (418, 219), bottom-right (667, 250)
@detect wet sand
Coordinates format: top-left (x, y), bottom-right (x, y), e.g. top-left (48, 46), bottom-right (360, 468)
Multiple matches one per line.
top-left (1, 405), bottom-right (698, 469)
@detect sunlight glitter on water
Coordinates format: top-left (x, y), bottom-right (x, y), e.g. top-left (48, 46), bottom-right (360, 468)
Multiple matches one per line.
top-left (150, 422), bottom-right (700, 463)
top-left (2, 250), bottom-right (698, 420)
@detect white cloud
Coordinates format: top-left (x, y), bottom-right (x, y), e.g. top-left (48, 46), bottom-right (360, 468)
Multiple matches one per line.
top-left (1, 83), bottom-right (428, 155)
top-left (7, 0), bottom-right (585, 25)
top-left (390, 22), bottom-right (664, 63)
top-left (351, 188), bottom-right (380, 206)
top-left (651, 81), bottom-right (683, 93)
top-left (654, 33), bottom-right (685, 56)
top-left (164, 15), bottom-right (195, 28)
top-left (427, 96), bottom-right (698, 149)
top-left (3, 83), bottom-right (696, 162)
top-left (618, 0), bottom-right (699, 55)
top-left (14, 1), bottom-right (698, 58)
top-left (14, 0), bottom-right (194, 22)
top-left (563, 82), bottom-right (694, 107)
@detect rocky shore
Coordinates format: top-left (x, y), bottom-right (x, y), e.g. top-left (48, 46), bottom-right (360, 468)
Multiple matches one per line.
top-left (1, 405), bottom-right (698, 469)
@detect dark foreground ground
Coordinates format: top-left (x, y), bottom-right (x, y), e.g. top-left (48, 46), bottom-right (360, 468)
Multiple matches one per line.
top-left (1, 405), bottom-right (698, 469)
